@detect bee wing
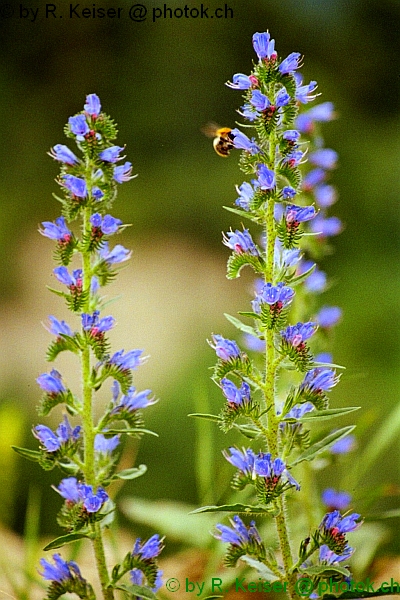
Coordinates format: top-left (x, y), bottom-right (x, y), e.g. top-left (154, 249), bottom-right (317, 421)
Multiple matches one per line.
top-left (201, 121), bottom-right (221, 138)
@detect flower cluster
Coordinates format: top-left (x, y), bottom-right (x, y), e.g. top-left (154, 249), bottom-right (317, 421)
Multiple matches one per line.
top-left (195, 31), bottom-right (361, 599)
top-left (14, 95), bottom-right (164, 599)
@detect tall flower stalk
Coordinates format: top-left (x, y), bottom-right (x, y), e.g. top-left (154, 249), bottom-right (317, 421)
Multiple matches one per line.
top-left (194, 32), bottom-right (361, 599)
top-left (13, 95), bottom-right (164, 600)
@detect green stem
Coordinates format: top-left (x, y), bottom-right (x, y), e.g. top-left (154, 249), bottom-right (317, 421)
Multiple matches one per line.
top-left (81, 207), bottom-right (115, 600)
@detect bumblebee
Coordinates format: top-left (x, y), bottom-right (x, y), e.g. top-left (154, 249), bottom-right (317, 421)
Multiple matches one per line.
top-left (202, 122), bottom-right (235, 157)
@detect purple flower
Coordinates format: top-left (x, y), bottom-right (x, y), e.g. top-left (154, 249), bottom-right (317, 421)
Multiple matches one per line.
top-left (81, 311), bottom-right (115, 334)
top-left (319, 544), bottom-right (353, 564)
top-left (49, 144), bottom-right (79, 165)
top-left (283, 130), bottom-right (300, 143)
top-left (284, 402), bottom-right (314, 420)
top-left (330, 434), bottom-right (356, 454)
top-left (285, 204), bottom-right (316, 224)
top-left (57, 477), bottom-right (81, 503)
top-left (321, 510), bottom-right (361, 534)
top-left (274, 241), bottom-right (301, 270)
top-left (90, 213), bottom-right (122, 235)
top-left (310, 215), bottom-right (343, 237)
top-left (94, 433), bottom-right (120, 453)
top-left (58, 479), bottom-right (109, 512)
top-left (235, 181), bottom-right (255, 211)
top-left (33, 425), bottom-right (60, 452)
top-left (99, 146), bottom-right (124, 163)
top-left (252, 282), bottom-right (294, 313)
top-left (209, 335), bottom-right (241, 361)
top-left (257, 164), bottom-right (276, 190)
top-left (98, 241), bottom-right (131, 264)
top-left (296, 80), bottom-right (318, 104)
top-left (48, 316), bottom-right (74, 337)
top-left (254, 452), bottom-right (300, 490)
top-left (282, 150), bottom-right (304, 167)
top-left (315, 184), bottom-right (338, 208)
top-left (300, 368), bottom-right (339, 394)
top-left (68, 114), bottom-right (89, 139)
top-left (309, 148), bottom-right (338, 170)
top-left (223, 447), bottom-right (256, 474)
top-left (92, 186), bottom-right (104, 201)
top-left (281, 322), bottom-right (317, 347)
top-left (215, 515), bottom-right (261, 546)
top-left (322, 489), bottom-right (351, 511)
top-left (39, 216), bottom-right (72, 242)
top-left (240, 103), bottom-right (260, 122)
top-left (84, 93), bottom-right (101, 117)
top-left (110, 349), bottom-right (143, 370)
top-left (53, 266), bottom-right (82, 288)
top-left (133, 534), bottom-right (164, 560)
top-left (276, 87), bottom-right (290, 107)
top-left (113, 162), bottom-right (136, 183)
top-left (250, 90), bottom-right (270, 111)
top-left (40, 553), bottom-right (83, 583)
top-left (231, 128), bottom-right (260, 154)
top-left (111, 385), bottom-right (156, 415)
top-left (62, 174), bottom-right (87, 198)
top-left (317, 306), bottom-right (342, 328)
top-left (56, 416), bottom-right (81, 444)
top-left (282, 186), bottom-right (296, 199)
top-left (279, 52), bottom-right (301, 75)
top-left (252, 32), bottom-right (276, 60)
top-left (226, 73), bottom-right (252, 89)
top-left (221, 378), bottom-right (251, 407)
top-left (223, 228), bottom-right (259, 255)
top-left (37, 370), bottom-right (66, 395)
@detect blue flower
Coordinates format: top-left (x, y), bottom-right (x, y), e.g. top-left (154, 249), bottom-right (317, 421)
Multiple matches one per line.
top-left (317, 306), bottom-right (342, 328)
top-left (250, 90), bottom-right (270, 111)
top-left (111, 385), bottom-right (156, 415)
top-left (330, 435), bottom-right (356, 454)
top-left (300, 368), bottom-right (339, 394)
top-left (113, 162), bottom-right (136, 183)
top-left (282, 150), bottom-right (304, 167)
top-left (81, 311), bottom-right (115, 334)
top-left (110, 349), bottom-right (143, 370)
top-left (315, 184), bottom-right (337, 208)
top-left (284, 402), bottom-right (314, 419)
top-left (40, 216), bottom-right (72, 242)
top-left (239, 103), bottom-right (261, 122)
top-left (57, 477), bottom-right (81, 503)
top-left (296, 80), bottom-right (318, 104)
top-left (94, 433), bottom-right (120, 453)
top-left (221, 378), bottom-right (251, 407)
top-left (226, 73), bottom-right (252, 89)
top-left (68, 114), bottom-right (89, 139)
top-left (321, 510), bottom-right (361, 534)
top-left (231, 128), bottom-right (260, 154)
top-left (209, 335), bottom-right (241, 361)
top-left (84, 93), bottom-right (101, 116)
top-left (34, 416), bottom-right (80, 452)
top-left (252, 282), bottom-right (294, 313)
top-left (99, 146), bottom-right (125, 163)
top-left (276, 87), bottom-right (290, 107)
top-left (257, 164), bottom-right (276, 190)
top-left (279, 52), bottom-right (301, 75)
top-left (322, 489), bottom-right (351, 511)
top-left (283, 130), bottom-right (300, 143)
top-left (215, 515), bottom-right (262, 546)
top-left (274, 240), bottom-right (301, 269)
top-left (37, 370), bottom-right (66, 395)
top-left (235, 181), bottom-right (255, 211)
top-left (40, 553), bottom-right (83, 583)
top-left (130, 568), bottom-right (163, 592)
top-left (54, 266), bottom-right (82, 288)
top-left (252, 32), bottom-right (276, 60)
top-left (254, 452), bottom-right (300, 490)
top-left (310, 215), bottom-right (342, 237)
top-left (92, 186), bottom-right (104, 201)
top-left (223, 447), bottom-right (256, 475)
top-left (222, 228), bottom-right (259, 255)
top-left (56, 416), bottom-right (81, 444)
top-left (57, 478), bottom-right (108, 512)
top-left (98, 242), bottom-right (131, 264)
top-left (49, 144), bottom-right (79, 165)
top-left (319, 544), bottom-right (353, 564)
top-left (285, 204), bottom-right (316, 223)
top-left (302, 168), bottom-right (326, 191)
top-left (62, 174), bottom-right (88, 198)
top-left (133, 534), bottom-right (164, 560)
top-left (90, 213), bottom-right (122, 235)
top-left (309, 148), bottom-right (338, 170)
top-left (281, 321), bottom-right (317, 347)
top-left (47, 316), bottom-right (74, 337)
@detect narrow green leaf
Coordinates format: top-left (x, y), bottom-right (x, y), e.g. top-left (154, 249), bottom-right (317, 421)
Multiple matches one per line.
top-left (240, 556), bottom-right (277, 581)
top-left (283, 407), bottom-right (360, 423)
top-left (301, 564), bottom-right (350, 578)
top-left (188, 413), bottom-right (221, 423)
top-left (287, 263), bottom-right (316, 286)
top-left (105, 428), bottom-right (158, 437)
top-left (43, 532), bottom-right (91, 551)
top-left (113, 465), bottom-right (147, 481)
top-left (292, 426), bottom-right (355, 466)
top-left (11, 446), bottom-right (42, 462)
top-left (223, 205), bottom-right (260, 223)
top-left (233, 423), bottom-right (261, 439)
top-left (190, 503), bottom-right (275, 515)
top-left (224, 313), bottom-right (259, 337)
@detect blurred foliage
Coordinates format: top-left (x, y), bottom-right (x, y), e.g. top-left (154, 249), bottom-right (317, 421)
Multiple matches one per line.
top-left (0, 0), bottom-right (399, 562)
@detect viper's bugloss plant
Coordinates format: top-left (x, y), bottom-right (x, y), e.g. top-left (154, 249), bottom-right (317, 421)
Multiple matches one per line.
top-left (13, 95), bottom-right (164, 600)
top-left (193, 32), bottom-right (363, 599)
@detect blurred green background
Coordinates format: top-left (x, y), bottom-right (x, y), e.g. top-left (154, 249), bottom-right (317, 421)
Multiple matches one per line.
top-left (0, 0), bottom-right (399, 556)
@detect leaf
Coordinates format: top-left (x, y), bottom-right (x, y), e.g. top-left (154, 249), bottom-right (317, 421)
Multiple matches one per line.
top-left (283, 407), bottom-right (360, 423)
top-left (190, 503), bottom-right (276, 515)
top-left (223, 205), bottom-right (260, 223)
top-left (105, 428), bottom-right (158, 437)
top-left (224, 313), bottom-right (259, 337)
top-left (43, 532), bottom-right (92, 551)
top-left (226, 253), bottom-right (264, 279)
top-left (233, 422), bottom-right (261, 439)
top-left (11, 446), bottom-right (42, 462)
top-left (114, 583), bottom-right (157, 600)
top-left (301, 564), bottom-right (350, 578)
top-left (188, 413), bottom-right (221, 423)
top-left (291, 426), bottom-right (355, 466)
top-left (240, 556), bottom-right (277, 581)
top-left (286, 262), bottom-right (316, 286)
top-left (112, 465), bottom-right (147, 481)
